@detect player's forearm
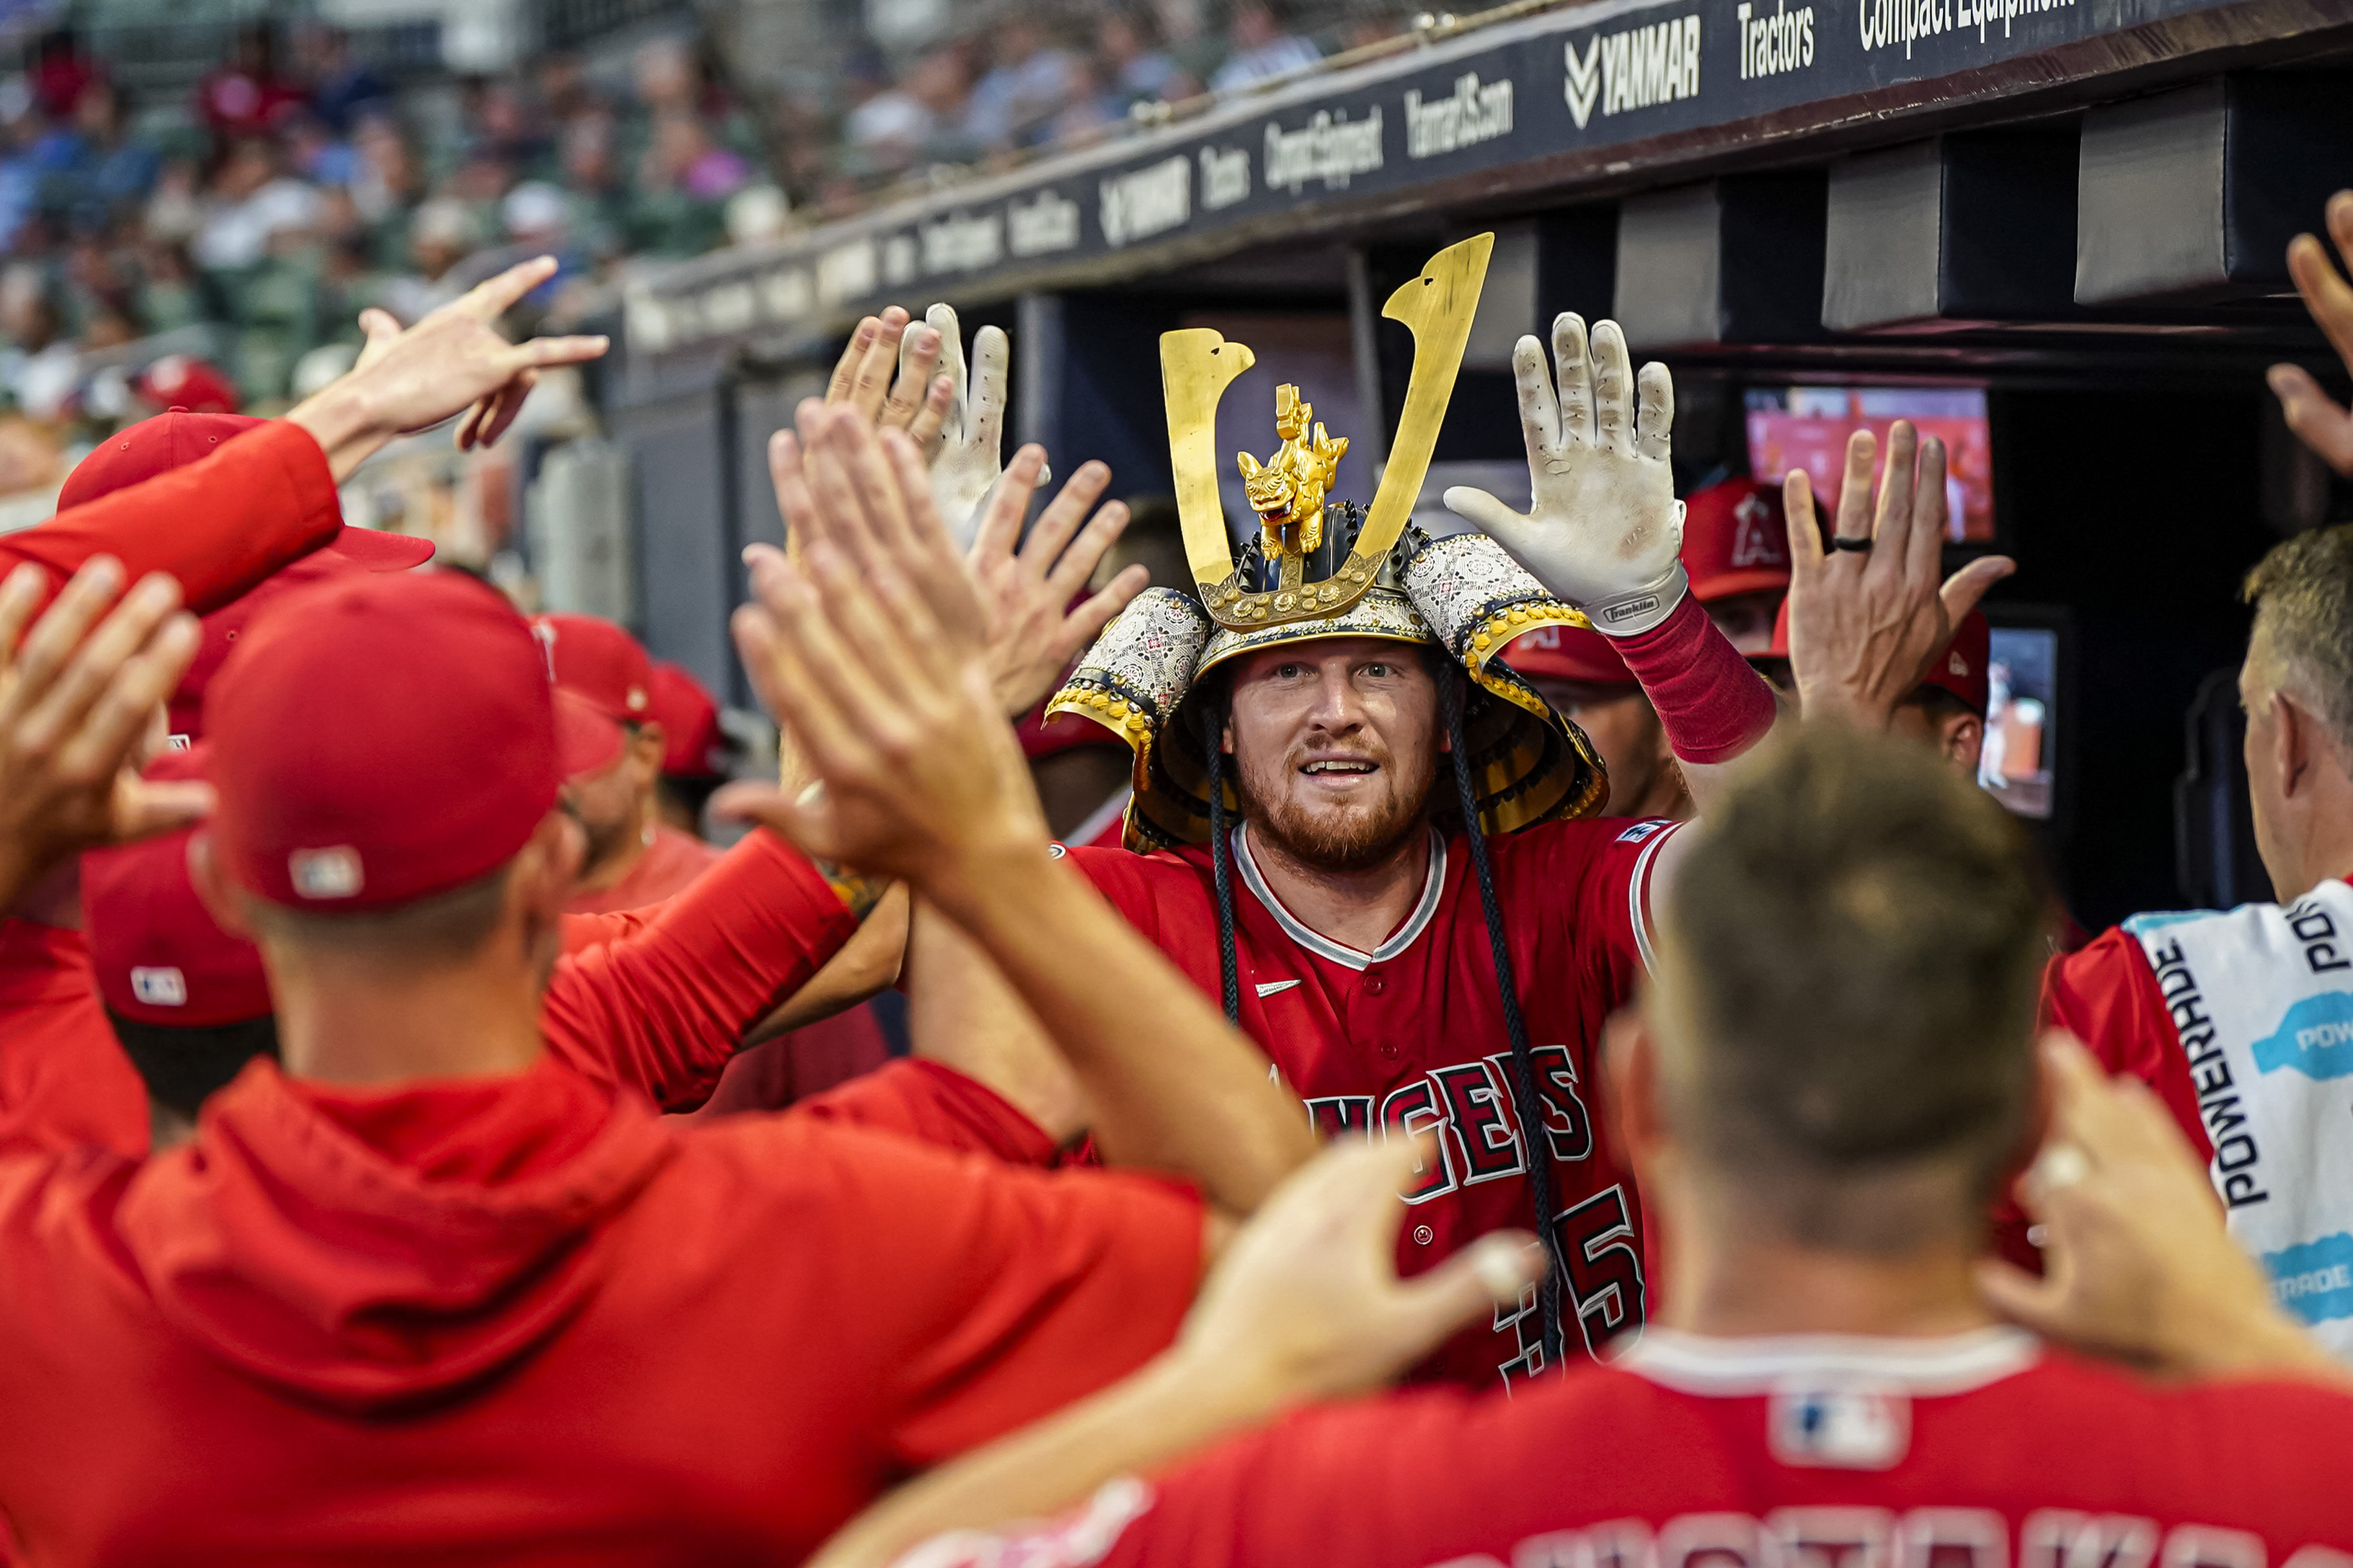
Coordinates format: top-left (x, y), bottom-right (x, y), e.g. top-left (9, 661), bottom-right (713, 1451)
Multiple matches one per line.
top-left (284, 378), bottom-right (402, 483)
top-left (2163, 1306), bottom-right (2353, 1389)
top-left (808, 1346), bottom-right (1278, 1568)
top-left (6, 422), bottom-right (343, 617)
top-left (903, 904), bottom-right (1091, 1143)
top-left (744, 886), bottom-right (909, 1045)
top-left (930, 851), bottom-right (1316, 1214)
top-left (1608, 595), bottom-right (1781, 815)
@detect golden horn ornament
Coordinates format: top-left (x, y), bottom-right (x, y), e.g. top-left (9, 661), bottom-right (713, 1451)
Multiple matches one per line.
top-left (1160, 232), bottom-right (1494, 633)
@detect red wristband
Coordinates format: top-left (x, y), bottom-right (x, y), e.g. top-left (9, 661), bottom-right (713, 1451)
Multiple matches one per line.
top-left (1607, 595), bottom-right (1778, 764)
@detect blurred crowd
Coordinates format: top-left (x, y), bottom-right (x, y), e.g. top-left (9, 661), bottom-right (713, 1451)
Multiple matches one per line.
top-left (827, 0), bottom-right (1375, 188)
top-left (0, 23), bottom-right (781, 451)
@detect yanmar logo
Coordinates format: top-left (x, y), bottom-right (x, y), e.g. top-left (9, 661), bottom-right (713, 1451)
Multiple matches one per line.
top-left (1564, 13), bottom-right (1700, 130)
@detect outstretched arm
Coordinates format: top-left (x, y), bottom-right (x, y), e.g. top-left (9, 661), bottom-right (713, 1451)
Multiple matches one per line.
top-left (808, 1142), bottom-right (1540, 1568)
top-left (1441, 314), bottom-right (1777, 817)
top-left (725, 415), bottom-right (1313, 1216)
top-left (539, 827), bottom-right (865, 1109)
top-left (9, 256), bottom-right (610, 623)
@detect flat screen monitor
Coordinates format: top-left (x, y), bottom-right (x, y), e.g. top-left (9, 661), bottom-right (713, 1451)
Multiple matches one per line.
top-left (1982, 622), bottom-right (2058, 820)
top-left (1744, 387), bottom-right (1995, 543)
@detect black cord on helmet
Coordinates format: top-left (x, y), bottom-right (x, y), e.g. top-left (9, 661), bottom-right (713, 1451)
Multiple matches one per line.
top-left (1436, 662), bottom-right (1566, 1371)
top-left (1198, 691), bottom-right (1242, 1024)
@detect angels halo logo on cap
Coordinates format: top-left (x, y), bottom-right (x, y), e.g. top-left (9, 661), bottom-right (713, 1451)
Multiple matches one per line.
top-left (129, 966), bottom-right (189, 1007)
top-left (1949, 649), bottom-right (1968, 677)
top-left (289, 846), bottom-right (365, 901)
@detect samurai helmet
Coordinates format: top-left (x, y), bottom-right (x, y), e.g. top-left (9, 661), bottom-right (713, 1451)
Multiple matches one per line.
top-left (1047, 234), bottom-right (1608, 851)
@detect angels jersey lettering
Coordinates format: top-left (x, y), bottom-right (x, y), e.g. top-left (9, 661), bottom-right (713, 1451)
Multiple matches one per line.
top-left (1069, 817), bottom-right (1684, 1389)
top-left (2044, 880), bottom-right (2353, 1365)
top-left (920, 1331), bottom-right (2353, 1568)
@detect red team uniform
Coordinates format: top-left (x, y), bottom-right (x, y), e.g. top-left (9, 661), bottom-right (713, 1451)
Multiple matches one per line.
top-left (1071, 812), bottom-right (1685, 1387)
top-left (949, 1330), bottom-right (2353, 1568)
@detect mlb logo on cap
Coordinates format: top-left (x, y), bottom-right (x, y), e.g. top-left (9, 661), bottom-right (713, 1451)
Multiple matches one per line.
top-left (290, 846), bottom-right (365, 901)
top-left (129, 966), bottom-right (189, 1007)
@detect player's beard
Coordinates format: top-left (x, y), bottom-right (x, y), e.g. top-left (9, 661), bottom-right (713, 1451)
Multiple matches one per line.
top-left (1232, 729), bottom-right (1438, 873)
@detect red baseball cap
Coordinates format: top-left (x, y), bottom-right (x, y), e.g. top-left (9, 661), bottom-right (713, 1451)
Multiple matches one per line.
top-left (1681, 478), bottom-right (1791, 604)
top-left (1500, 623), bottom-right (1633, 685)
top-left (648, 660), bottom-right (729, 779)
top-left (556, 687), bottom-right (627, 781)
top-left (81, 745), bottom-right (272, 1028)
top-left (63, 410), bottom-right (437, 740)
top-left (1761, 599), bottom-right (1989, 715)
top-left (1918, 609), bottom-right (1991, 715)
top-left (206, 573), bottom-right (562, 912)
top-left (529, 613), bottom-right (653, 726)
top-left (132, 356), bottom-right (243, 417)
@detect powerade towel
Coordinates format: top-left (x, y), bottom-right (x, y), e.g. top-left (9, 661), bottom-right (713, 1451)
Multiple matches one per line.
top-left (2128, 879), bottom-right (2353, 1363)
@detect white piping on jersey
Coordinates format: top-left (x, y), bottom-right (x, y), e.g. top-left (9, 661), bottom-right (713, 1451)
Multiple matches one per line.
top-left (1628, 819), bottom-right (1687, 979)
top-left (1231, 826), bottom-right (1446, 973)
top-left (1067, 786), bottom-right (1133, 850)
top-left (1623, 1327), bottom-right (2040, 1396)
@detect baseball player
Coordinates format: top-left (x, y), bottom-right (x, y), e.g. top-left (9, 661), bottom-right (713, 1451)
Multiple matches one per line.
top-left (781, 314), bottom-right (1831, 1387)
top-left (2035, 524), bottom-right (2353, 1362)
top-left (532, 611), bottom-right (725, 913)
top-left (1501, 624), bottom-right (1690, 822)
top-left (807, 730), bottom-right (2353, 1568)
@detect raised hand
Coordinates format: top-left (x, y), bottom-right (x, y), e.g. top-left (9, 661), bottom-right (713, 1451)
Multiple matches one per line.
top-left (2270, 190), bottom-right (2353, 477)
top-left (1781, 422), bottom-right (2012, 728)
top-left (0, 557), bottom-right (207, 907)
top-left (1977, 1035), bottom-right (2345, 1385)
top-left (288, 256), bottom-right (610, 480)
top-left (722, 533), bottom-right (1045, 890)
top-left (959, 446), bottom-right (1145, 717)
top-left (1176, 1139), bottom-right (1542, 1402)
top-left (825, 305), bottom-right (953, 449)
top-left (753, 400), bottom-right (1143, 718)
top-left (1442, 314), bottom-right (1683, 633)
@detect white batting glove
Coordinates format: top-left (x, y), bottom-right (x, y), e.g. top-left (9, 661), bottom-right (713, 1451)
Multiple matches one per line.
top-left (1441, 314), bottom-right (1685, 635)
top-left (918, 303), bottom-right (1046, 550)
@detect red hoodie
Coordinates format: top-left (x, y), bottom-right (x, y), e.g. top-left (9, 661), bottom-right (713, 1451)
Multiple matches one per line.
top-left (0, 1055), bottom-right (1198, 1563)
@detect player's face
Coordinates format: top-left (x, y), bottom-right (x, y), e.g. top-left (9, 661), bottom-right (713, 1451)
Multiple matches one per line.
top-left (1530, 676), bottom-right (1677, 819)
top-left (560, 724), bottom-right (659, 873)
top-left (1222, 639), bottom-right (1441, 871)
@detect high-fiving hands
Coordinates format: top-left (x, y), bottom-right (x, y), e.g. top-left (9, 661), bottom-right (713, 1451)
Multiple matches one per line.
top-left (1780, 422), bottom-right (2013, 728)
top-left (724, 418), bottom-right (1048, 895)
top-left (1443, 314), bottom-right (1685, 635)
top-left (2270, 189), bottom-right (2353, 478)
top-left (754, 400), bottom-right (1144, 720)
top-left (0, 556), bottom-right (209, 909)
top-left (288, 255), bottom-right (610, 481)
top-left (824, 303), bottom-right (1039, 547)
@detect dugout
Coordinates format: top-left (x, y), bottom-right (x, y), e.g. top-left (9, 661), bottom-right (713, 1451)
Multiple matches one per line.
top-left (596, 0), bottom-right (2353, 929)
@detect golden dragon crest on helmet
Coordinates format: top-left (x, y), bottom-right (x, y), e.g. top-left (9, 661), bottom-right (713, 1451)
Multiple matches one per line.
top-left (1237, 385), bottom-right (1350, 560)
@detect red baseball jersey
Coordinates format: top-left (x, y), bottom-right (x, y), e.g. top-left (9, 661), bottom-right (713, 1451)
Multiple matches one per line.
top-left (925, 1329), bottom-right (2353, 1568)
top-left (1069, 816), bottom-right (1687, 1387)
